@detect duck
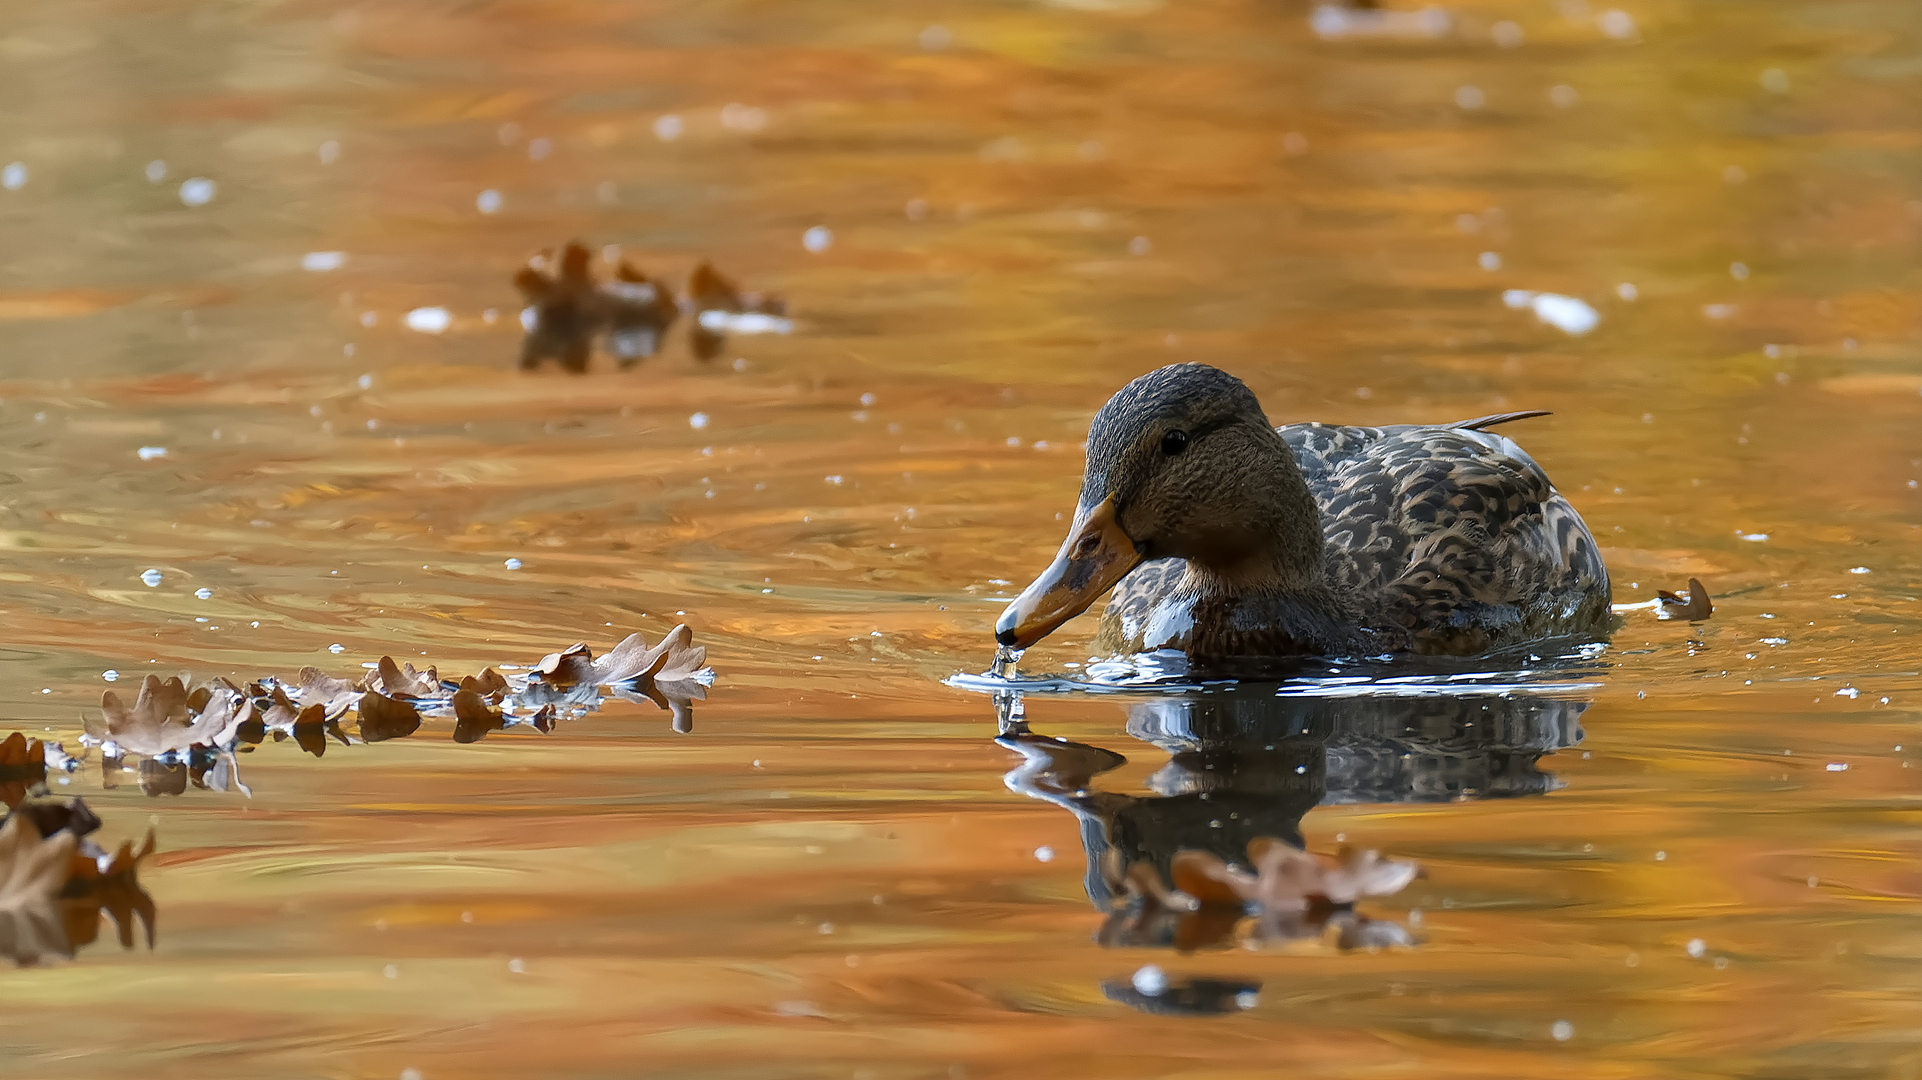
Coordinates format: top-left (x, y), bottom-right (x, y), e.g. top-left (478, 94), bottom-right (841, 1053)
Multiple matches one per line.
top-left (994, 363), bottom-right (1611, 661)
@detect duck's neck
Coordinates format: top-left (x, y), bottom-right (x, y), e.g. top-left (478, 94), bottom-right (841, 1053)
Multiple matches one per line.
top-left (1170, 439), bottom-right (1354, 656)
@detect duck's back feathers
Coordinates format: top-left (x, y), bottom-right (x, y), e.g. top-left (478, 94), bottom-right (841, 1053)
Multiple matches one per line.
top-left (1103, 416), bottom-right (1610, 657)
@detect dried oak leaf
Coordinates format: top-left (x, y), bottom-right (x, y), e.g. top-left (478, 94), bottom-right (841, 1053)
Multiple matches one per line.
top-left (89, 677), bottom-right (252, 757)
top-left (356, 689), bottom-right (422, 743)
top-left (689, 261), bottom-right (784, 317)
top-left (3, 795), bottom-right (100, 843)
top-left (1658, 577), bottom-right (1714, 622)
top-left (288, 667), bottom-right (366, 719)
top-left (451, 689), bottom-right (505, 744)
top-left (0, 733), bottom-right (47, 812)
top-left (535, 625), bottom-right (709, 688)
top-left (259, 688), bottom-right (333, 758)
top-left (515, 241), bottom-right (679, 372)
top-left (0, 812), bottom-right (80, 965)
top-left (688, 262), bottom-right (785, 362)
top-left (459, 668), bottom-right (510, 699)
top-left (373, 656), bottom-right (441, 700)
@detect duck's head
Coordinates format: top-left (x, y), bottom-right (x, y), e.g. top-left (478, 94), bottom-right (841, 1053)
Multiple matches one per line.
top-left (996, 363), bottom-right (1312, 650)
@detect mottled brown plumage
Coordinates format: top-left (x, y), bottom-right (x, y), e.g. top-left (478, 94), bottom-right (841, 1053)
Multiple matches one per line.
top-left (1011, 363), bottom-right (1611, 660)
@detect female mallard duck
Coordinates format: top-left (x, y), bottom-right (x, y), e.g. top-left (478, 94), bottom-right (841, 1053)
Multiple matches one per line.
top-left (995, 363), bottom-right (1611, 660)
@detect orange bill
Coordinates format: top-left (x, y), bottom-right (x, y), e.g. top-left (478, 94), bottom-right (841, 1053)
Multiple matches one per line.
top-left (995, 496), bottom-right (1144, 649)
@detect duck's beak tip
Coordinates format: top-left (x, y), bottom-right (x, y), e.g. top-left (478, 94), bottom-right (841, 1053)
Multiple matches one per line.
top-left (992, 495), bottom-right (1142, 652)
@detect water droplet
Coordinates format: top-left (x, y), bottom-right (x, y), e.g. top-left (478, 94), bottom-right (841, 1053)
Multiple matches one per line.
top-left (653, 114), bottom-right (684, 141)
top-left (179, 177), bottom-right (217, 206)
top-left (303, 251), bottom-right (346, 272)
top-left (689, 412), bottom-right (710, 429)
top-left (329, 643), bottom-right (346, 654)
top-left (504, 558), bottom-right (523, 570)
top-left (140, 569), bottom-right (163, 587)
top-left (144, 160), bottom-right (168, 183)
top-left (137, 446), bottom-right (168, 461)
top-left (1, 162), bottom-right (27, 190)
top-left (803, 225), bottom-right (833, 252)
top-left (476, 189), bottom-right (503, 214)
top-left (1551, 1020), bottom-right (1573, 1041)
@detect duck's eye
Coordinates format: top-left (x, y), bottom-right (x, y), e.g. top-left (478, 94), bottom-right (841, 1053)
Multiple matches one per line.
top-left (1160, 429), bottom-right (1190, 456)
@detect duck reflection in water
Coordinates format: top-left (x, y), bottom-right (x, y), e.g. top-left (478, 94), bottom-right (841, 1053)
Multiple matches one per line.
top-left (998, 687), bottom-right (1585, 954)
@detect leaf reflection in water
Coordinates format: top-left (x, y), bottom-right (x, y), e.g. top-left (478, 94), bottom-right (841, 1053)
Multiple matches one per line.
top-left (997, 685), bottom-right (1588, 959)
top-left (0, 795), bottom-right (156, 967)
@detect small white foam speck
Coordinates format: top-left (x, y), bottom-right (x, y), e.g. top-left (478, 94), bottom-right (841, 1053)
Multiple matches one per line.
top-left (137, 446), bottom-right (167, 460)
top-left (405, 307), bottom-right (452, 334)
top-left (476, 189), bottom-right (503, 214)
top-left (504, 558), bottom-right (523, 570)
top-left (803, 225), bottom-right (833, 252)
top-left (303, 251), bottom-right (346, 272)
top-left (1131, 965), bottom-right (1168, 996)
top-left (179, 178), bottom-right (216, 206)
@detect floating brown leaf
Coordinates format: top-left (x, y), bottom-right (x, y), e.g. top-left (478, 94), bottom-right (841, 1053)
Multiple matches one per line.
top-left (89, 677), bottom-right (252, 757)
top-left (534, 625), bottom-right (710, 688)
top-left (288, 667), bottom-right (366, 719)
top-left (515, 241), bottom-right (680, 372)
top-left (3, 795), bottom-right (101, 843)
top-left (356, 689), bottom-right (422, 743)
top-left (688, 261), bottom-right (784, 317)
top-left (451, 689), bottom-right (505, 744)
top-left (458, 668), bottom-right (510, 699)
top-left (373, 656), bottom-right (441, 700)
top-left (0, 812), bottom-right (80, 966)
top-left (0, 733), bottom-right (47, 811)
top-left (1658, 577), bottom-right (1714, 622)
top-left (687, 262), bottom-right (786, 362)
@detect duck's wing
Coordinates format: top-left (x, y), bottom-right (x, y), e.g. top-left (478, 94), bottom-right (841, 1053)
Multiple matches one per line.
top-left (1280, 420), bottom-right (1609, 655)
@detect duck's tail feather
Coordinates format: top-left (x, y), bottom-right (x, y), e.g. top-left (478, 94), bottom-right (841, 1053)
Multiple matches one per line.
top-left (1453, 409), bottom-right (1552, 431)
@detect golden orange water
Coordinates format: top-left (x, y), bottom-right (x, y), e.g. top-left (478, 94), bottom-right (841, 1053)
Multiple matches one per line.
top-left (2, 0), bottom-right (1922, 1076)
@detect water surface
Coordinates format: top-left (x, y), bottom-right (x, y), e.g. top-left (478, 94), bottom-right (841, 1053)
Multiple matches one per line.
top-left (2, 0), bottom-right (1921, 1076)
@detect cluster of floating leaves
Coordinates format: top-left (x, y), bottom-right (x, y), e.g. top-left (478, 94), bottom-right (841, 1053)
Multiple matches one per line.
top-left (515, 241), bottom-right (788, 371)
top-left (1101, 837), bottom-right (1421, 954)
top-left (0, 627), bottom-right (712, 965)
top-left (74, 625), bottom-right (711, 780)
top-left (0, 734), bottom-right (155, 967)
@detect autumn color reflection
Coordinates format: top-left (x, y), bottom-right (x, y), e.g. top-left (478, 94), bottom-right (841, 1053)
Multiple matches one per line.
top-left (999, 688), bottom-right (1585, 957)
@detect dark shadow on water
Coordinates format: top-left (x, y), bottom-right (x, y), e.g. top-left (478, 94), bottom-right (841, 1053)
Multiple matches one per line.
top-left (996, 685), bottom-right (1588, 1011)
